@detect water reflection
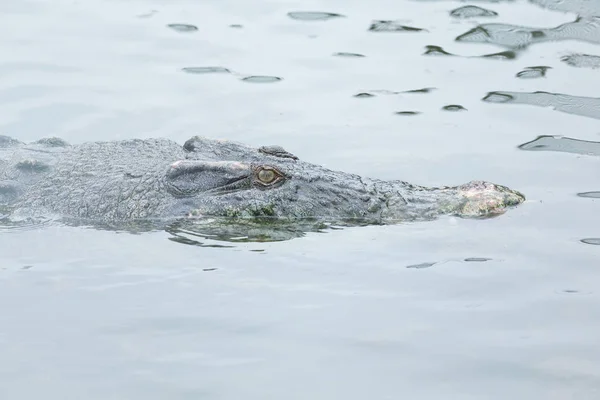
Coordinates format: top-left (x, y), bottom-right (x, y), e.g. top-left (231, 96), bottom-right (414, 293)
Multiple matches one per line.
top-left (450, 6), bottom-right (498, 19)
top-left (406, 257), bottom-right (492, 269)
top-left (287, 12), bottom-right (345, 21)
top-left (333, 52), bottom-right (366, 58)
top-left (241, 76), bottom-right (283, 83)
top-left (561, 53), bottom-right (600, 69)
top-left (456, 17), bottom-right (600, 48)
top-left (354, 88), bottom-right (437, 97)
top-left (0, 214), bottom-right (380, 247)
top-left (483, 91), bottom-right (600, 120)
top-left (515, 66), bottom-right (551, 79)
top-left (394, 111), bottom-right (421, 116)
top-left (423, 45), bottom-right (454, 56)
top-left (530, 0), bottom-right (600, 17)
top-left (480, 51), bottom-right (518, 60)
top-left (166, 24), bottom-right (198, 33)
top-left (353, 92), bottom-right (375, 98)
top-left (442, 105), bottom-right (467, 112)
top-left (580, 238), bottom-right (600, 245)
top-left (165, 219), bottom-right (328, 247)
top-left (0, 215), bottom-right (55, 232)
top-left (368, 21), bottom-right (426, 32)
top-left (423, 45), bottom-right (518, 60)
top-left (181, 67), bottom-right (231, 74)
top-left (137, 10), bottom-right (157, 18)
top-left (577, 192), bottom-right (600, 199)
top-left (180, 66), bottom-right (282, 84)
top-left (404, 87), bottom-right (436, 94)
top-left (518, 136), bottom-right (600, 157)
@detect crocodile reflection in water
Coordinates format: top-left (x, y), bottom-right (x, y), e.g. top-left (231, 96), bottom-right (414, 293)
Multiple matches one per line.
top-left (0, 135), bottom-right (525, 240)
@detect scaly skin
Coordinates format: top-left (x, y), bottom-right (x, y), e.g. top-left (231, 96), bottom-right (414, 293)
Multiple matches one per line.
top-left (0, 135), bottom-right (525, 227)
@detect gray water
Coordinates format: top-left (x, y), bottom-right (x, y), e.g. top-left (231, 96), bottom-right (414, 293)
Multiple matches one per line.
top-left (1, 0), bottom-right (600, 398)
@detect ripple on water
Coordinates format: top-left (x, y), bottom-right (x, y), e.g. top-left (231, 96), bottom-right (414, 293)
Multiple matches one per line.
top-left (577, 191), bottom-right (600, 199)
top-left (138, 10), bottom-right (157, 18)
top-left (456, 25), bottom-right (542, 48)
top-left (369, 21), bottom-right (426, 32)
top-left (333, 52), bottom-right (366, 58)
top-left (182, 66), bottom-right (231, 74)
top-left (450, 5), bottom-right (498, 19)
top-left (516, 66), bottom-right (551, 79)
top-left (518, 135), bottom-right (600, 157)
top-left (581, 238), bottom-right (600, 246)
top-left (406, 262), bottom-right (436, 269)
top-left (241, 76), bottom-right (282, 83)
top-left (406, 257), bottom-right (492, 269)
top-left (554, 289), bottom-right (594, 295)
top-left (287, 11), bottom-right (345, 21)
top-left (0, 216), bottom-right (57, 232)
top-left (455, 17), bottom-right (600, 49)
top-left (167, 23), bottom-right (198, 32)
top-left (164, 218), bottom-right (334, 247)
top-left (561, 53), bottom-right (600, 69)
top-left (404, 87), bottom-right (436, 94)
top-left (423, 45), bottom-right (517, 60)
top-left (482, 91), bottom-right (600, 120)
top-left (481, 50), bottom-right (517, 60)
top-left (423, 45), bottom-right (454, 56)
top-left (395, 111), bottom-right (421, 116)
top-left (368, 90), bottom-right (398, 95)
top-left (361, 88), bottom-right (436, 96)
top-left (443, 104), bottom-right (467, 112)
top-left (482, 92), bottom-right (513, 103)
top-left (354, 92), bottom-right (375, 98)
top-left (530, 0), bottom-right (600, 18)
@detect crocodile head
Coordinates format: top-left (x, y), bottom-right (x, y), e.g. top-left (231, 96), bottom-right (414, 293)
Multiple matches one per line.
top-left (163, 136), bottom-right (525, 224)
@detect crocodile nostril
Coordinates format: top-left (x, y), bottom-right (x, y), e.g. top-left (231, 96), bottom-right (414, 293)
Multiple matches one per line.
top-left (505, 189), bottom-right (526, 206)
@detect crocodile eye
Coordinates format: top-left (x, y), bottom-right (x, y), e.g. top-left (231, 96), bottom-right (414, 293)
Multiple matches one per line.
top-left (255, 166), bottom-right (285, 187)
top-left (258, 169), bottom-right (276, 183)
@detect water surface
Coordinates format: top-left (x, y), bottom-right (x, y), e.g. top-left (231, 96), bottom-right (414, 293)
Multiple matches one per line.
top-left (1, 0), bottom-right (599, 398)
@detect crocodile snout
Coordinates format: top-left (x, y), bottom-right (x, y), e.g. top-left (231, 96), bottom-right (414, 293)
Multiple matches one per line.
top-left (458, 180), bottom-right (525, 217)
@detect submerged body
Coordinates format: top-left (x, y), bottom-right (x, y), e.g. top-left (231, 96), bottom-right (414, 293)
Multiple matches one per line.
top-left (0, 135), bottom-right (525, 227)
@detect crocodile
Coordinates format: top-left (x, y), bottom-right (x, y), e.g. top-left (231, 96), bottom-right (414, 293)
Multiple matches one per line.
top-left (0, 135), bottom-right (525, 232)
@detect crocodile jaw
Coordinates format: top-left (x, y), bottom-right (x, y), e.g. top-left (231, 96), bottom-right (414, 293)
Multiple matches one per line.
top-left (378, 180), bottom-right (525, 222)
